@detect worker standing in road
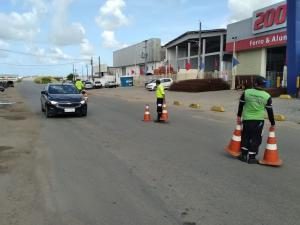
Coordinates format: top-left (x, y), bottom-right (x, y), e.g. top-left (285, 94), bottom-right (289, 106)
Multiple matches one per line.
top-left (75, 78), bottom-right (85, 93)
top-left (237, 77), bottom-right (275, 164)
top-left (155, 79), bottom-right (165, 122)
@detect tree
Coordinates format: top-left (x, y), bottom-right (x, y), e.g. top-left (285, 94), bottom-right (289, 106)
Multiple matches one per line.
top-left (67, 73), bottom-right (75, 81)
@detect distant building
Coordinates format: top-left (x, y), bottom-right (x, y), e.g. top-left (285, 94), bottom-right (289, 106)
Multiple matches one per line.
top-left (163, 29), bottom-right (228, 79)
top-left (113, 38), bottom-right (164, 76)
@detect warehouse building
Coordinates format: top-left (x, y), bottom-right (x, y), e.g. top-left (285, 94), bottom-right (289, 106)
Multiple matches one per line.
top-left (164, 29), bottom-right (229, 80)
top-left (113, 38), bottom-right (164, 76)
top-left (226, 1), bottom-right (287, 87)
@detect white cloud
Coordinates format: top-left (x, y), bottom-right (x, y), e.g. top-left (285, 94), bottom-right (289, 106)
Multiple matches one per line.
top-left (228, 0), bottom-right (283, 22)
top-left (0, 40), bottom-right (10, 58)
top-left (27, 45), bottom-right (70, 64)
top-left (95, 0), bottom-right (129, 30)
top-left (50, 0), bottom-right (86, 46)
top-left (0, 0), bottom-right (47, 41)
top-left (96, 0), bottom-right (129, 49)
top-left (80, 39), bottom-right (95, 57)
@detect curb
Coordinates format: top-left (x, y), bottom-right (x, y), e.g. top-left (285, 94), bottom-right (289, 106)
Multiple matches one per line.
top-left (211, 105), bottom-right (225, 112)
top-left (274, 114), bottom-right (286, 121)
top-left (279, 94), bottom-right (292, 99)
top-left (173, 100), bottom-right (182, 106)
top-left (189, 103), bottom-right (201, 109)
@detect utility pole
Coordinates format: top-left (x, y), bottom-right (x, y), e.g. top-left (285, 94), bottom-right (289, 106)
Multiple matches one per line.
top-left (91, 57), bottom-right (94, 81)
top-left (98, 56), bottom-right (101, 77)
top-left (144, 40), bottom-right (148, 75)
top-left (197, 21), bottom-right (202, 79)
top-left (72, 64), bottom-right (75, 82)
top-left (86, 64), bottom-right (89, 80)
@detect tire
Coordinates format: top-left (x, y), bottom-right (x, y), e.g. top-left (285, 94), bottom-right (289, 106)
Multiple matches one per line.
top-left (81, 109), bottom-right (87, 117)
top-left (41, 102), bottom-right (45, 112)
top-left (45, 106), bottom-right (51, 118)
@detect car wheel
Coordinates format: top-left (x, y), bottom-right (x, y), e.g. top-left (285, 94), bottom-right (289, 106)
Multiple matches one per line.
top-left (81, 109), bottom-right (87, 117)
top-left (41, 102), bottom-right (45, 112)
top-left (45, 106), bottom-right (52, 118)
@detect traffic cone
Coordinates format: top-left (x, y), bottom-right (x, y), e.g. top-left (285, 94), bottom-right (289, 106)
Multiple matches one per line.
top-left (143, 104), bottom-right (152, 122)
top-left (225, 123), bottom-right (242, 157)
top-left (259, 127), bottom-right (282, 166)
top-left (160, 104), bottom-right (169, 122)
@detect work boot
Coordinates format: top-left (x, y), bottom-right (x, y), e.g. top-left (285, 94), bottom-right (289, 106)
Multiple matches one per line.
top-left (239, 154), bottom-right (248, 162)
top-left (248, 157), bottom-right (258, 164)
top-left (239, 149), bottom-right (248, 162)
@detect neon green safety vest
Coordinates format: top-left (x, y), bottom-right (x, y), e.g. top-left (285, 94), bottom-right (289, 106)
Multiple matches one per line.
top-left (243, 88), bottom-right (270, 121)
top-left (156, 84), bottom-right (165, 98)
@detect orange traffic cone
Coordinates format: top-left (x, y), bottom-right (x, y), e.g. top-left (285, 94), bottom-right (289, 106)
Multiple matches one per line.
top-left (160, 104), bottom-right (169, 122)
top-left (259, 127), bottom-right (282, 166)
top-left (143, 104), bottom-right (152, 122)
top-left (225, 123), bottom-right (242, 157)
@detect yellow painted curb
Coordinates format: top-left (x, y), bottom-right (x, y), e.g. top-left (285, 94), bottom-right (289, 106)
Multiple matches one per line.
top-left (211, 105), bottom-right (225, 112)
top-left (274, 114), bottom-right (286, 121)
top-left (279, 94), bottom-right (292, 99)
top-left (189, 103), bottom-right (201, 109)
top-left (173, 101), bottom-right (182, 106)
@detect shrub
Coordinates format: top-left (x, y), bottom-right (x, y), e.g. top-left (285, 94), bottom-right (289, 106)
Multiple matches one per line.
top-left (169, 78), bottom-right (230, 92)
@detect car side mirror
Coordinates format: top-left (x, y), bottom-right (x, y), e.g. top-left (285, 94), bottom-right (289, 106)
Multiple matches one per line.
top-left (41, 90), bottom-right (47, 95)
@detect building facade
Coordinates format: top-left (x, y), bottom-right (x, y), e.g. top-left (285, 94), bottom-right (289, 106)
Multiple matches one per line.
top-left (164, 29), bottom-right (228, 79)
top-left (226, 1), bottom-right (287, 86)
top-left (113, 38), bottom-right (164, 76)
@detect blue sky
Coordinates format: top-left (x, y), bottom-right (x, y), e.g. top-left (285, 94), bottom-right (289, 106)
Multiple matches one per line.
top-left (0, 0), bottom-right (282, 76)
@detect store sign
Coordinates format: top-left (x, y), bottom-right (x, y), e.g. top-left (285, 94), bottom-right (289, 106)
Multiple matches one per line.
top-left (226, 31), bottom-right (287, 52)
top-left (252, 1), bottom-right (286, 34)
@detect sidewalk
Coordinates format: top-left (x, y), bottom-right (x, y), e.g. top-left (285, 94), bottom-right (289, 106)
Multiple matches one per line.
top-left (89, 87), bottom-right (300, 124)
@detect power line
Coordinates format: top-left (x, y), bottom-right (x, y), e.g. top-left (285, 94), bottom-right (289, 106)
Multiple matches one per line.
top-left (0, 61), bottom-right (86, 67)
top-left (0, 48), bottom-right (90, 61)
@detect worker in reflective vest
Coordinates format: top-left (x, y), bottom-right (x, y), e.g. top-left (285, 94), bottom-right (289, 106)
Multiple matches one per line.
top-left (155, 80), bottom-right (165, 122)
top-left (237, 77), bottom-right (275, 164)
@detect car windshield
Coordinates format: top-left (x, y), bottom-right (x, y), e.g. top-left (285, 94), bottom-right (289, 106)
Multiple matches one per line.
top-left (48, 85), bottom-right (79, 94)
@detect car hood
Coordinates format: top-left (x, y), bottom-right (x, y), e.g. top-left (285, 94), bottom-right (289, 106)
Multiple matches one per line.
top-left (48, 94), bottom-right (82, 102)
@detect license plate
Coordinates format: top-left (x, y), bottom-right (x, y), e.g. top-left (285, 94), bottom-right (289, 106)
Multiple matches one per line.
top-left (64, 108), bottom-right (75, 112)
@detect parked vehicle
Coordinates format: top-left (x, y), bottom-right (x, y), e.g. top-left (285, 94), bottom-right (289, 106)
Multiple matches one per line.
top-left (144, 79), bottom-right (156, 87)
top-left (94, 81), bottom-right (103, 88)
top-left (40, 84), bottom-right (87, 117)
top-left (84, 81), bottom-right (94, 89)
top-left (0, 85), bottom-right (5, 92)
top-left (104, 81), bottom-right (118, 88)
top-left (146, 78), bottom-right (173, 91)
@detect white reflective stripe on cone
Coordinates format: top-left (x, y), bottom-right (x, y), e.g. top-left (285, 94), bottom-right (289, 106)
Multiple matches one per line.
top-left (145, 112), bottom-right (150, 115)
top-left (232, 135), bottom-right (241, 141)
top-left (269, 132), bottom-right (275, 138)
top-left (236, 125), bottom-right (242, 130)
top-left (248, 152), bottom-right (256, 155)
top-left (158, 104), bottom-right (162, 106)
top-left (266, 144), bottom-right (277, 150)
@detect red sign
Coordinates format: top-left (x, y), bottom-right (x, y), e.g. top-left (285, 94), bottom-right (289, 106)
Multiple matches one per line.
top-left (253, 2), bottom-right (286, 34)
top-left (226, 31), bottom-right (287, 52)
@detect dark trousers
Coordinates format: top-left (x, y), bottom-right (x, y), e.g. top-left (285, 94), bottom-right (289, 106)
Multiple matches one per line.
top-left (241, 120), bottom-right (264, 159)
top-left (156, 98), bottom-right (164, 120)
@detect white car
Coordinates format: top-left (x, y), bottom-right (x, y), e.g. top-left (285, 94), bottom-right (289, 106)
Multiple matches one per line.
top-left (146, 78), bottom-right (173, 91)
top-left (94, 81), bottom-right (102, 89)
top-left (84, 81), bottom-right (94, 89)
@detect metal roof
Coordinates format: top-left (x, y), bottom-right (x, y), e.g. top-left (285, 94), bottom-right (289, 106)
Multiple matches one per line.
top-left (163, 29), bottom-right (227, 48)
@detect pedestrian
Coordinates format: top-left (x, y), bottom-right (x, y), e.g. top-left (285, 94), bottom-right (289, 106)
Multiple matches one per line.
top-left (237, 77), bottom-right (275, 164)
top-left (155, 79), bottom-right (165, 122)
top-left (75, 78), bottom-right (84, 93)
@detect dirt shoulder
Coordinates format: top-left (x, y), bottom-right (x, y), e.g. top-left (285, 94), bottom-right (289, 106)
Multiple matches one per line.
top-left (0, 87), bottom-right (44, 225)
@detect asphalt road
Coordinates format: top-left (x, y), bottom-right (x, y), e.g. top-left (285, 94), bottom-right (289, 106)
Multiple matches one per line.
top-left (17, 81), bottom-right (300, 225)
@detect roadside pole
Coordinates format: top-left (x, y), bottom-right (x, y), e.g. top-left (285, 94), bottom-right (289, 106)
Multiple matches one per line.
top-left (197, 21), bottom-right (202, 79)
top-left (91, 57), bottom-right (94, 82)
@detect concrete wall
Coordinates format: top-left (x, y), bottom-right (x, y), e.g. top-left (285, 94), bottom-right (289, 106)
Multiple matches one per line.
top-left (236, 48), bottom-right (266, 76)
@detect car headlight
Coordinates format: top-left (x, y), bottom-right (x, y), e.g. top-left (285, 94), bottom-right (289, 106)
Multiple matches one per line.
top-left (50, 101), bottom-right (58, 105)
top-left (80, 100), bottom-right (86, 104)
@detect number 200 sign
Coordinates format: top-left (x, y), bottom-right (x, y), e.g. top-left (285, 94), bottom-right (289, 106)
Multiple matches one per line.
top-left (253, 3), bottom-right (287, 34)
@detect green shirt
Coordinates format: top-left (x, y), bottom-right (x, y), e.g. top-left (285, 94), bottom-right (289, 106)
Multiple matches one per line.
top-left (156, 84), bottom-right (165, 98)
top-left (243, 88), bottom-right (271, 121)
